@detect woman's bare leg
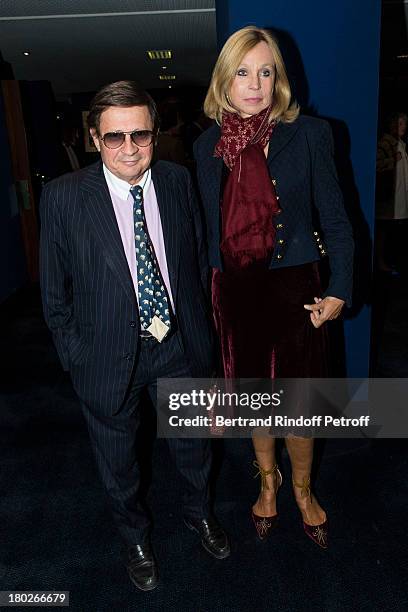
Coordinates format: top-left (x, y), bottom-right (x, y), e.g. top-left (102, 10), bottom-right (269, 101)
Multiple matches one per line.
top-left (285, 436), bottom-right (326, 526)
top-left (252, 433), bottom-right (279, 517)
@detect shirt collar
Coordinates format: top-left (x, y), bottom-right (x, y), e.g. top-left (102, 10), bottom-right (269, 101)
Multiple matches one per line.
top-left (103, 164), bottom-right (152, 200)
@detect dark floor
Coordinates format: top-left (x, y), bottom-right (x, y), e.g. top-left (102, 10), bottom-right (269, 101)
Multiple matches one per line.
top-left (0, 281), bottom-right (407, 612)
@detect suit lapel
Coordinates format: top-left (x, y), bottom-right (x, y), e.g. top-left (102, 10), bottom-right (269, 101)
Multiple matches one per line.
top-left (208, 155), bottom-right (223, 215)
top-left (151, 163), bottom-right (180, 301)
top-left (202, 126), bottom-right (223, 215)
top-left (201, 121), bottom-right (300, 190)
top-left (267, 119), bottom-right (301, 165)
top-left (80, 162), bottom-right (136, 306)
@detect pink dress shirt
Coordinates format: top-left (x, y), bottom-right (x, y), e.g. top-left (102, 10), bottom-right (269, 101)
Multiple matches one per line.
top-left (103, 165), bottom-right (175, 310)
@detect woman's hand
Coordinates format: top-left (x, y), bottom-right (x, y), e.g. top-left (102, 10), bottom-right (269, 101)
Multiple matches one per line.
top-left (304, 296), bottom-right (345, 328)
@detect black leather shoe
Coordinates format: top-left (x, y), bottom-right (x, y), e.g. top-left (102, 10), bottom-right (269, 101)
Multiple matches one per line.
top-left (124, 542), bottom-right (159, 591)
top-left (184, 515), bottom-right (230, 559)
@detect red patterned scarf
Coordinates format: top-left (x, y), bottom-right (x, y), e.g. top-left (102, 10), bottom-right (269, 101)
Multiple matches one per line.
top-left (214, 107), bottom-right (280, 267)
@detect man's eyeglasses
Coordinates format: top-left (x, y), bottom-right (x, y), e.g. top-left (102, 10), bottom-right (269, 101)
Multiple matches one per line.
top-left (100, 130), bottom-right (156, 149)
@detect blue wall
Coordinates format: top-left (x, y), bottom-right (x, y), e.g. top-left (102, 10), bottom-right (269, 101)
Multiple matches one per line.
top-left (216, 0), bottom-right (382, 377)
top-left (0, 88), bottom-right (27, 302)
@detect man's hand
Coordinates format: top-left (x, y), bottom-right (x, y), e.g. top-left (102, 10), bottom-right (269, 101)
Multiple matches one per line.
top-left (304, 296), bottom-right (345, 328)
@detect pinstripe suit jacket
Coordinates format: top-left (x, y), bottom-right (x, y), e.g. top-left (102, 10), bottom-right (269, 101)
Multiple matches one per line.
top-left (39, 160), bottom-right (214, 415)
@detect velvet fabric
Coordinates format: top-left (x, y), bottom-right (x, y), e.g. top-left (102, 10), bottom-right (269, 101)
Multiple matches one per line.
top-left (210, 110), bottom-right (329, 386)
top-left (211, 262), bottom-right (328, 380)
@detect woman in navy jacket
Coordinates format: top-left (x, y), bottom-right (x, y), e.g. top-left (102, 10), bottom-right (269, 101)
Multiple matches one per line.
top-left (194, 26), bottom-right (353, 549)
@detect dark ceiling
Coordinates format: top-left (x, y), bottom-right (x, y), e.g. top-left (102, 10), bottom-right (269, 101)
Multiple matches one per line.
top-left (379, 0), bottom-right (408, 112)
top-left (0, 0), bottom-right (406, 111)
top-left (0, 0), bottom-right (217, 100)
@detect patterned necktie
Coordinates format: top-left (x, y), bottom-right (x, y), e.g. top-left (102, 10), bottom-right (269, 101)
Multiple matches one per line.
top-left (130, 185), bottom-right (172, 333)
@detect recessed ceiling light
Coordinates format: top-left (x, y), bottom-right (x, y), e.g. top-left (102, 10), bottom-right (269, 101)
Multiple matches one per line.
top-left (159, 75), bottom-right (176, 81)
top-left (147, 50), bottom-right (172, 60)
top-left (162, 66), bottom-right (167, 70)
top-left (168, 85), bottom-right (172, 89)
top-left (23, 51), bottom-right (30, 56)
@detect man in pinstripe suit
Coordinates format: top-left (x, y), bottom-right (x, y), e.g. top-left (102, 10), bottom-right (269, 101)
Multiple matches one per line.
top-left (40, 81), bottom-right (230, 592)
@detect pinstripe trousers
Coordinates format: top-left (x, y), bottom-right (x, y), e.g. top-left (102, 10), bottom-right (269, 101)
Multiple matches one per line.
top-left (80, 330), bottom-right (211, 546)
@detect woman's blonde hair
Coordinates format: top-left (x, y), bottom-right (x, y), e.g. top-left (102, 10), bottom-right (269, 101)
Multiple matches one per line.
top-left (204, 26), bottom-right (299, 125)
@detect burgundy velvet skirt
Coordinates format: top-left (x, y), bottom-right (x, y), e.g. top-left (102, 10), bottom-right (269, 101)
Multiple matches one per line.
top-left (211, 262), bottom-right (328, 379)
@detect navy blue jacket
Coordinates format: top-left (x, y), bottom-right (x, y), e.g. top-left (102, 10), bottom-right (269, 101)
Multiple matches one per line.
top-left (39, 160), bottom-right (214, 415)
top-left (194, 115), bottom-right (354, 306)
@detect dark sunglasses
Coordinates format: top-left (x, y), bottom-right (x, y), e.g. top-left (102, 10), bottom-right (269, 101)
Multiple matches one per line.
top-left (100, 130), bottom-right (156, 149)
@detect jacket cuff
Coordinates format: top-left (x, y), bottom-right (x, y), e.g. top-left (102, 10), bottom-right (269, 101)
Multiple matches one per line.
top-left (322, 287), bottom-right (352, 309)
